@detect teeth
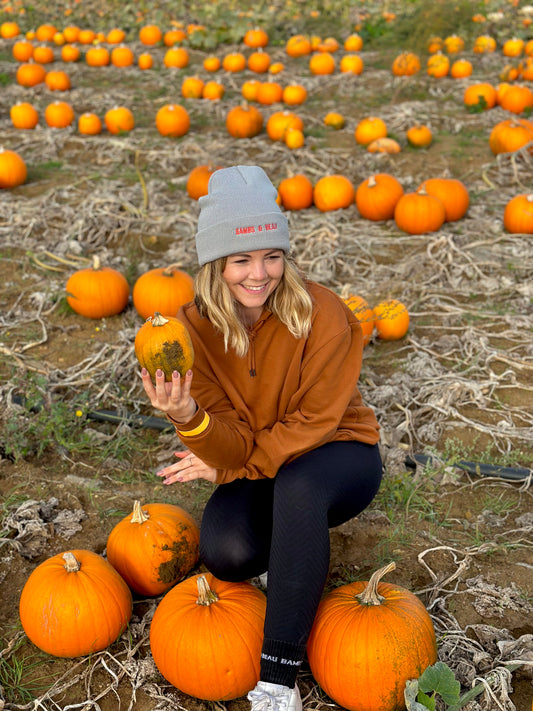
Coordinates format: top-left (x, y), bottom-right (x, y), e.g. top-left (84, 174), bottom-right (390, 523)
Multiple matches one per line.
top-left (244, 285), bottom-right (266, 291)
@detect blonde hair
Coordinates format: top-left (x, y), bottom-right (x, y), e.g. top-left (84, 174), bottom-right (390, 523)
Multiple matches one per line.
top-left (194, 254), bottom-right (313, 357)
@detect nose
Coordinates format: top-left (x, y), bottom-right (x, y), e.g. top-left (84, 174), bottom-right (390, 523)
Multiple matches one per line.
top-left (249, 258), bottom-right (267, 280)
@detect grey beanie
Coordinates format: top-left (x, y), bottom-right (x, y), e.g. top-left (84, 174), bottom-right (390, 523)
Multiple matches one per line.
top-left (195, 165), bottom-right (290, 266)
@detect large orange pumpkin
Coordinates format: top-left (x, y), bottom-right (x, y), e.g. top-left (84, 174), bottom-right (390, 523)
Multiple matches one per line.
top-left (307, 562), bottom-right (437, 711)
top-left (106, 500), bottom-right (200, 596)
top-left (134, 312), bottom-right (194, 380)
top-left (489, 118), bottom-right (533, 154)
top-left (66, 255), bottom-right (130, 319)
top-left (132, 265), bottom-right (195, 319)
top-left (19, 550), bottom-right (132, 657)
top-left (355, 173), bottom-right (404, 221)
top-left (150, 573), bottom-right (266, 700)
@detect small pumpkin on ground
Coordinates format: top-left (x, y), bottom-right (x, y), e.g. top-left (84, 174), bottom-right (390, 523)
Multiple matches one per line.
top-left (307, 562), bottom-right (437, 711)
top-left (186, 164), bottom-right (222, 200)
top-left (354, 116), bottom-right (387, 146)
top-left (313, 175), bottom-right (355, 212)
top-left (355, 173), bottom-right (404, 221)
top-left (373, 299), bottom-right (410, 340)
top-left (155, 104), bottom-right (190, 137)
top-left (343, 294), bottom-right (375, 345)
top-left (503, 193), bottom-right (533, 233)
top-left (134, 311), bottom-right (194, 380)
top-left (105, 106), bottom-right (134, 135)
top-left (133, 265), bottom-right (195, 319)
top-left (419, 178), bottom-right (469, 222)
top-left (406, 124), bottom-right (432, 148)
top-left (394, 188), bottom-right (446, 234)
top-left (0, 147), bottom-right (27, 188)
top-left (278, 173), bottom-right (313, 211)
top-left (150, 573), bottom-right (266, 700)
top-left (106, 500), bottom-right (200, 596)
top-left (226, 103), bottom-right (263, 138)
top-left (65, 255), bottom-right (130, 319)
top-left (19, 550), bottom-right (132, 657)
top-left (10, 102), bottom-right (39, 130)
top-left (366, 137), bottom-right (401, 154)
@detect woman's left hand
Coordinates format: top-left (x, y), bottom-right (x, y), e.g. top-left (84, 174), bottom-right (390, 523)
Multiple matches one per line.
top-left (156, 450), bottom-right (218, 485)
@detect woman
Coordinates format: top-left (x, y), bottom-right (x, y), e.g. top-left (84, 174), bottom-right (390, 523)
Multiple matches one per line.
top-left (141, 165), bottom-right (382, 711)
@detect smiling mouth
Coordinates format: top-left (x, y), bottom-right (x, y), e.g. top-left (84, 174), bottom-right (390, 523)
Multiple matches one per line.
top-left (241, 284), bottom-right (268, 292)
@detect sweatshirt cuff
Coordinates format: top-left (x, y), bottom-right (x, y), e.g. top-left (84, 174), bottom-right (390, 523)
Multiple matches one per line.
top-left (167, 408), bottom-right (211, 438)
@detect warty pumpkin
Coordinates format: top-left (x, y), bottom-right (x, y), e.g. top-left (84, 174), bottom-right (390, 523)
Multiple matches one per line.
top-left (343, 294), bottom-right (375, 346)
top-left (150, 573), bottom-right (266, 700)
top-left (106, 500), bottom-right (200, 596)
top-left (134, 311), bottom-right (194, 380)
top-left (307, 562), bottom-right (437, 711)
top-left (66, 255), bottom-right (130, 319)
top-left (132, 265), bottom-right (195, 319)
top-left (373, 299), bottom-right (410, 340)
top-left (19, 549), bottom-right (132, 658)
top-left (355, 173), bottom-right (404, 221)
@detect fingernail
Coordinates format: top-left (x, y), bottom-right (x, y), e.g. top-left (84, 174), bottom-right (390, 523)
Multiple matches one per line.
top-left (156, 369), bottom-right (163, 377)
top-left (141, 368), bottom-right (148, 376)
top-left (187, 370), bottom-right (193, 377)
top-left (173, 370), bottom-right (180, 378)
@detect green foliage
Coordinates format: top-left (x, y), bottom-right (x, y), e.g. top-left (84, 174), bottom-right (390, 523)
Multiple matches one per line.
top-left (0, 72), bottom-right (11, 87)
top-left (0, 638), bottom-right (50, 704)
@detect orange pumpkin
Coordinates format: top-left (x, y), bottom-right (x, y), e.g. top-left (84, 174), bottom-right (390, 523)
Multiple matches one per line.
top-left (78, 112), bottom-right (102, 135)
top-left (150, 573), bottom-right (266, 700)
top-left (247, 48), bottom-right (271, 73)
top-left (309, 51), bottom-right (335, 75)
top-left (61, 44), bottom-right (81, 63)
top-left (503, 193), bottom-right (533, 233)
top-left (241, 79), bottom-right (261, 102)
top-left (394, 189), bottom-right (446, 234)
top-left (343, 295), bottom-right (375, 345)
top-left (181, 76), bottom-right (204, 99)
top-left (105, 106), bottom-right (134, 134)
top-left (44, 70), bottom-right (71, 91)
top-left (10, 102), bottom-right (39, 130)
top-left (426, 52), bottom-right (450, 78)
top-left (203, 55), bottom-right (221, 72)
top-left (313, 175), bottom-right (355, 212)
top-left (66, 255), bottom-right (130, 319)
top-left (282, 84), bottom-right (308, 106)
top-left (344, 33), bottom-right (363, 52)
top-left (226, 104), bottom-right (263, 138)
top-left (202, 80), bottom-right (225, 100)
top-left (285, 34), bottom-right (312, 58)
top-left (12, 40), bottom-right (34, 62)
top-left (323, 112), bottom-right (345, 129)
top-left (266, 110), bottom-right (303, 142)
top-left (139, 24), bottom-right (162, 45)
top-left (16, 61), bottom-right (46, 87)
top-left (406, 124), bottom-right (432, 148)
top-left (392, 52), bottom-right (420, 76)
top-left (419, 178), bottom-right (469, 222)
top-left (450, 58), bottom-right (473, 78)
top-left (340, 54), bottom-right (364, 74)
top-left (278, 173), bottom-right (314, 211)
top-left (44, 100), bottom-right (75, 128)
top-left (284, 127), bottom-right (305, 149)
top-left (498, 84), bottom-right (533, 114)
top-left (32, 44), bottom-right (55, 64)
top-left (133, 265), bottom-right (195, 319)
top-left (163, 29), bottom-right (186, 46)
top-left (367, 137), bottom-right (401, 154)
top-left (307, 562), bottom-right (436, 711)
top-left (134, 312), bottom-right (194, 380)
top-left (256, 81), bottom-right (283, 105)
top-left (138, 52), bottom-right (154, 70)
top-left (19, 550), bottom-right (132, 657)
top-left (164, 47), bottom-right (189, 68)
top-left (110, 45), bottom-right (134, 67)
top-left (244, 27), bottom-right (269, 48)
top-left (186, 164), bottom-right (222, 200)
top-left (106, 27), bottom-right (125, 44)
top-left (373, 300), bottom-right (410, 340)
top-left (463, 82), bottom-right (497, 110)
top-left (222, 51), bottom-right (246, 72)
top-left (85, 45), bottom-right (110, 67)
top-left (155, 104), bottom-right (190, 137)
top-left (0, 148), bottom-right (27, 189)
top-left (355, 173), bottom-right (404, 221)
top-left (354, 116), bottom-right (387, 146)
top-left (489, 118), bottom-right (533, 154)
top-left (0, 20), bottom-right (20, 38)
top-left (106, 501), bottom-right (199, 596)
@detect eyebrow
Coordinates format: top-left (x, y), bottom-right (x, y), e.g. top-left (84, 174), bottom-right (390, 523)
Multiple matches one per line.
top-left (230, 250), bottom-right (283, 258)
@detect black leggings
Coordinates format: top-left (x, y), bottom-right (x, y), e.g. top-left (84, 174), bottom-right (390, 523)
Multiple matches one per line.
top-left (200, 440), bottom-right (382, 652)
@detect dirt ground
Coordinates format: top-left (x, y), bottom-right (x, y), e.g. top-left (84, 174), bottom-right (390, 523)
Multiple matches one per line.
top-left (0, 13), bottom-right (533, 711)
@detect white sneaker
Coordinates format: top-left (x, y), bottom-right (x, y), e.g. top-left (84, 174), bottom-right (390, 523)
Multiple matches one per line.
top-left (247, 681), bottom-right (302, 711)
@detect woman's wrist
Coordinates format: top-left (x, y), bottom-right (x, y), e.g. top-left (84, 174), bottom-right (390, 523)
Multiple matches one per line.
top-left (166, 400), bottom-right (198, 425)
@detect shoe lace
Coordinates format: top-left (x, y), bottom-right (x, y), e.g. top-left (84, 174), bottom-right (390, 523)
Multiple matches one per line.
top-left (247, 688), bottom-right (288, 711)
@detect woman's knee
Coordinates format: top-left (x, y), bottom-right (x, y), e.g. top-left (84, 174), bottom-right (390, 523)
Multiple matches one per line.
top-left (200, 530), bottom-right (267, 581)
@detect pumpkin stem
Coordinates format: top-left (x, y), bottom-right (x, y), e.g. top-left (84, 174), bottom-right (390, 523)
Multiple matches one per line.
top-left (161, 263), bottom-right (183, 277)
top-left (196, 575), bottom-right (219, 606)
top-left (91, 255), bottom-right (102, 271)
top-left (62, 551), bottom-right (81, 572)
top-left (147, 312), bottom-right (169, 327)
top-left (130, 500), bottom-right (150, 524)
top-left (356, 561), bottom-right (396, 606)
top-left (367, 175), bottom-right (377, 188)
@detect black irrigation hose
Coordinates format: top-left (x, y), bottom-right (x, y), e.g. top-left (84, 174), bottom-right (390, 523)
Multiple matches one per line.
top-left (9, 396), bottom-right (532, 482)
top-left (405, 454), bottom-right (531, 482)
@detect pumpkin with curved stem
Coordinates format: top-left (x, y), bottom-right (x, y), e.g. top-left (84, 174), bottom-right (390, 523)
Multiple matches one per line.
top-left (135, 312), bottom-right (194, 380)
top-left (307, 562), bottom-right (437, 711)
top-left (313, 175), bottom-right (355, 212)
top-left (133, 265), bottom-right (195, 319)
top-left (66, 255), bottom-right (130, 319)
top-left (0, 148), bottom-right (27, 189)
top-left (503, 193), bottom-right (533, 233)
top-left (343, 295), bottom-right (375, 346)
top-left (355, 173), bottom-right (404, 221)
top-left (278, 173), bottom-right (313, 211)
top-left (19, 550), bottom-right (132, 658)
top-left (394, 189), bottom-right (446, 234)
top-left (150, 573), bottom-right (266, 700)
top-left (373, 299), bottom-right (410, 340)
top-left (106, 501), bottom-right (200, 596)
top-left (155, 104), bottom-right (190, 137)
top-left (419, 178), bottom-right (469, 222)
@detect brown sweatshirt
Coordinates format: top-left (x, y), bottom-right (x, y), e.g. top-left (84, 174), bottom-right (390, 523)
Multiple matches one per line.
top-left (172, 281), bottom-right (380, 484)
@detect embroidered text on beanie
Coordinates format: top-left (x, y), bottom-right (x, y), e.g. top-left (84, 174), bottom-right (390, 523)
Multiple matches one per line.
top-left (195, 165), bottom-right (290, 266)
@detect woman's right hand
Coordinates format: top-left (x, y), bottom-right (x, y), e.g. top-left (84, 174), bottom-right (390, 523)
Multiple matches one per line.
top-left (141, 368), bottom-right (197, 424)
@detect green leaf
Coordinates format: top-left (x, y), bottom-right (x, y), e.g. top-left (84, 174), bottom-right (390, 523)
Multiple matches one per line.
top-left (418, 662), bottom-right (461, 706)
top-left (404, 680), bottom-right (434, 711)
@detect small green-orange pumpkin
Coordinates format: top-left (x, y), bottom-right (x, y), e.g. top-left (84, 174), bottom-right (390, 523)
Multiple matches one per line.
top-left (19, 549), bottom-right (132, 657)
top-left (106, 500), bottom-right (200, 596)
top-left (132, 265), bottom-right (194, 320)
top-left (150, 573), bottom-right (266, 700)
top-left (134, 311), bottom-right (194, 380)
top-left (307, 562), bottom-right (437, 711)
top-left (66, 255), bottom-right (130, 318)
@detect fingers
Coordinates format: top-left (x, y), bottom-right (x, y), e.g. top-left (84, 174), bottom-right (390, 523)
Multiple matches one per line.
top-left (141, 368), bottom-right (193, 413)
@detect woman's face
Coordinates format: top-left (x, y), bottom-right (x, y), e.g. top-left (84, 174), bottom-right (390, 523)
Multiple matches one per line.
top-left (222, 249), bottom-right (284, 324)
